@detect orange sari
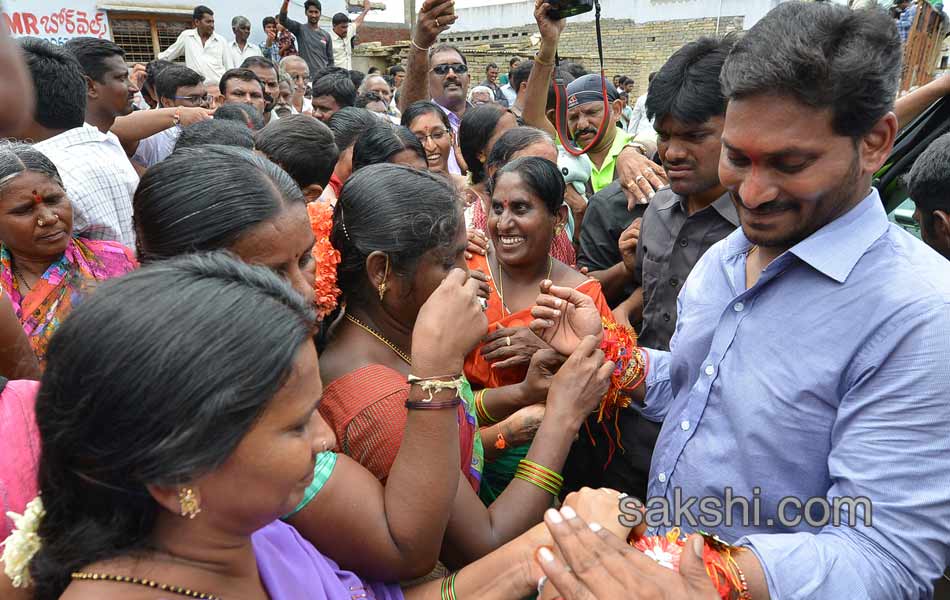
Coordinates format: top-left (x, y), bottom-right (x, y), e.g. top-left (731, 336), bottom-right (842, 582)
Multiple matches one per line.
top-left (464, 252), bottom-right (613, 390)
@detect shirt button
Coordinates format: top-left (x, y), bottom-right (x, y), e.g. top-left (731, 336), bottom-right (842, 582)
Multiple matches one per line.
top-left (704, 364), bottom-right (715, 376)
top-left (670, 277), bottom-right (679, 287)
top-left (679, 238), bottom-right (688, 247)
top-left (680, 420), bottom-right (690, 431)
top-left (663, 313), bottom-right (671, 322)
top-left (733, 302), bottom-right (745, 312)
top-left (658, 472), bottom-right (667, 483)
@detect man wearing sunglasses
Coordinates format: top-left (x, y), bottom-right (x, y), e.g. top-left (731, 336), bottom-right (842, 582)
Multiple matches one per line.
top-left (128, 65), bottom-right (214, 169)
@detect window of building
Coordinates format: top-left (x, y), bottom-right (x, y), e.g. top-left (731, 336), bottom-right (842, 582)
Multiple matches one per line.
top-left (942, 56), bottom-right (949, 69)
top-left (108, 12), bottom-right (192, 64)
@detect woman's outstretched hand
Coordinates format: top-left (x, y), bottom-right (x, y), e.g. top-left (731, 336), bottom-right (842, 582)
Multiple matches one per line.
top-left (529, 280), bottom-right (603, 357)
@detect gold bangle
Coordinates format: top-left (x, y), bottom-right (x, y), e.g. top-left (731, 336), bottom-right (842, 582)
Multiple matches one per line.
top-left (534, 52), bottom-right (555, 67)
top-left (411, 39), bottom-right (430, 52)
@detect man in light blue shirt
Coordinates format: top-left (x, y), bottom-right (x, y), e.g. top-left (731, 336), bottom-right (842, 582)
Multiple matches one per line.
top-left (633, 4), bottom-right (950, 598)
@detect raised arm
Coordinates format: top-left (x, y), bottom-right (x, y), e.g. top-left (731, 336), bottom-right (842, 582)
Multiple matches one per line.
top-left (278, 0), bottom-right (301, 35)
top-left (398, 0), bottom-right (457, 112)
top-left (157, 31), bottom-right (186, 61)
top-left (353, 0), bottom-right (372, 31)
top-left (895, 73), bottom-right (950, 129)
top-left (521, 1), bottom-right (565, 138)
top-left (111, 107), bottom-right (212, 156)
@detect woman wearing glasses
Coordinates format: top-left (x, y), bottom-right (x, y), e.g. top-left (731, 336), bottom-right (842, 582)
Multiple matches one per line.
top-left (401, 101), bottom-right (467, 189)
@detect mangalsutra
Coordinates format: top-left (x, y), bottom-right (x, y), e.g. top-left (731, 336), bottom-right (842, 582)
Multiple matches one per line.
top-left (345, 313), bottom-right (412, 365)
top-left (493, 256), bottom-right (553, 317)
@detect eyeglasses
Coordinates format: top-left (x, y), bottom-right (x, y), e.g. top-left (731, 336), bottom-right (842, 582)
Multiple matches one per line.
top-left (415, 128), bottom-right (449, 144)
top-left (174, 94), bottom-right (212, 106)
top-left (430, 63), bottom-right (468, 76)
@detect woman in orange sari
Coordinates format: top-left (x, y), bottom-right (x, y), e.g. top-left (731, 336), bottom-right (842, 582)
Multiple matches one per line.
top-left (465, 156), bottom-right (615, 502)
top-left (0, 144), bottom-right (136, 369)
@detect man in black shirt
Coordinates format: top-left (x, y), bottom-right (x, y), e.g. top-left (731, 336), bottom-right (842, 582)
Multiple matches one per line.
top-left (565, 36), bottom-right (739, 500)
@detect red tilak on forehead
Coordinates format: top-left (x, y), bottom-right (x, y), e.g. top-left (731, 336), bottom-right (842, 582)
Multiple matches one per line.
top-left (31, 190), bottom-right (42, 205)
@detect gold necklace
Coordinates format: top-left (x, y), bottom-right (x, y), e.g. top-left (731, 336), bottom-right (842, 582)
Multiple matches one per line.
top-left (71, 572), bottom-right (220, 600)
top-left (11, 264), bottom-right (33, 291)
top-left (494, 256), bottom-right (553, 317)
top-left (345, 313), bottom-right (412, 365)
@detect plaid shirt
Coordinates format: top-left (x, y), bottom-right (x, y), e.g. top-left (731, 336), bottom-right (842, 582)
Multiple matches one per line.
top-left (34, 124), bottom-right (139, 248)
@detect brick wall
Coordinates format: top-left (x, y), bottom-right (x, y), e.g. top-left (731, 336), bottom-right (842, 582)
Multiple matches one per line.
top-left (432, 16), bottom-right (745, 97)
top-left (357, 24), bottom-right (411, 47)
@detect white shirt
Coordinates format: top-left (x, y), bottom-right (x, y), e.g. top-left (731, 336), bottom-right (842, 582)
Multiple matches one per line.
top-left (131, 126), bottom-right (181, 169)
top-left (158, 29), bottom-right (234, 85)
top-left (331, 29), bottom-right (355, 70)
top-left (500, 83), bottom-right (517, 107)
top-left (35, 124), bottom-right (139, 247)
top-left (625, 92), bottom-right (657, 156)
top-left (228, 40), bottom-right (263, 68)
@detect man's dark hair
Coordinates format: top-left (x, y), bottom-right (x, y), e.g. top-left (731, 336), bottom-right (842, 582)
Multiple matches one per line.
top-left (143, 59), bottom-right (174, 101)
top-left (175, 120), bottom-right (255, 152)
top-left (255, 115), bottom-right (339, 188)
top-left (348, 69), bottom-right (365, 91)
top-left (508, 56), bottom-right (522, 68)
top-left (241, 56), bottom-right (278, 78)
top-left (63, 37), bottom-right (125, 83)
top-left (561, 62), bottom-right (588, 79)
top-left (214, 103), bottom-right (265, 130)
top-left (219, 68), bottom-right (263, 96)
top-left (304, 0), bottom-right (322, 12)
top-left (720, 2), bottom-right (901, 138)
top-left (328, 107), bottom-right (379, 150)
top-left (155, 65), bottom-right (204, 102)
top-left (332, 12), bottom-right (349, 25)
top-left (648, 71), bottom-right (657, 84)
top-left (193, 5), bottom-right (213, 21)
top-left (618, 75), bottom-right (631, 86)
top-left (355, 91), bottom-right (385, 109)
top-left (486, 62), bottom-right (498, 73)
top-left (646, 36), bottom-right (735, 125)
top-left (510, 60), bottom-right (534, 92)
top-left (263, 16), bottom-right (277, 28)
top-left (907, 133), bottom-right (950, 235)
top-left (428, 43), bottom-right (467, 65)
top-left (18, 37), bottom-right (87, 130)
top-left (388, 64), bottom-right (405, 77)
top-left (312, 74), bottom-right (357, 108)
top-left (547, 66), bottom-right (574, 111)
top-left (313, 65), bottom-right (349, 83)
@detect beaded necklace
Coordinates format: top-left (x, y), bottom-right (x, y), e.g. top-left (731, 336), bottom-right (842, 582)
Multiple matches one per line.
top-left (345, 313), bottom-right (412, 365)
top-left (71, 572), bottom-right (220, 600)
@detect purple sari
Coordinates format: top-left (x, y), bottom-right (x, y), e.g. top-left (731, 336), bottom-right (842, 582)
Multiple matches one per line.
top-left (253, 520), bottom-right (404, 600)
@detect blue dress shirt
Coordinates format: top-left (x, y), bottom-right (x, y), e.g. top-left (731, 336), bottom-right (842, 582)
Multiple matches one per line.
top-left (642, 189), bottom-right (950, 599)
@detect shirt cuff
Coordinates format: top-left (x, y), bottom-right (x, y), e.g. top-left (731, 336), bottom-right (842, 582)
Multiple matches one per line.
top-left (640, 348), bottom-right (671, 422)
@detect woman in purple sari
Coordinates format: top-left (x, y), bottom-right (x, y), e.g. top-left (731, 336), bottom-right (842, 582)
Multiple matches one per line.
top-left (9, 253), bottom-right (585, 600)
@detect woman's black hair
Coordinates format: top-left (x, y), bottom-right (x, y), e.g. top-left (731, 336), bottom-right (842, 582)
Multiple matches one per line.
top-left (134, 145), bottom-right (305, 262)
top-left (351, 123), bottom-right (426, 172)
top-left (174, 119), bottom-right (255, 152)
top-left (332, 164), bottom-right (461, 304)
top-left (0, 142), bottom-right (64, 190)
top-left (400, 100), bottom-right (451, 131)
top-left (486, 126), bottom-right (553, 173)
top-left (30, 252), bottom-right (315, 600)
top-left (327, 107), bottom-right (379, 151)
top-left (458, 104), bottom-right (509, 185)
top-left (489, 156), bottom-right (565, 215)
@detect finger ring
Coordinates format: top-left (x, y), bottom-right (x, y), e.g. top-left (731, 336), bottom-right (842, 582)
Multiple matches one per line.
top-left (321, 440), bottom-right (328, 452)
top-left (506, 336), bottom-right (512, 346)
top-left (477, 297), bottom-right (488, 311)
top-left (435, 17), bottom-right (441, 26)
top-left (644, 167), bottom-right (654, 174)
top-left (635, 175), bottom-right (646, 184)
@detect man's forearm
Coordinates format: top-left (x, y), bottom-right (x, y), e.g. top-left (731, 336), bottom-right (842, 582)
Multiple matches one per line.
top-left (895, 74), bottom-right (950, 128)
top-left (587, 262), bottom-right (633, 305)
top-left (522, 40), bottom-right (557, 137)
top-left (111, 108), bottom-right (180, 156)
top-left (399, 45), bottom-right (430, 112)
top-left (278, 0), bottom-right (290, 23)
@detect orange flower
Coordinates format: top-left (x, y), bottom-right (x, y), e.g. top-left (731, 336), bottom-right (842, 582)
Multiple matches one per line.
top-left (307, 201), bottom-right (341, 320)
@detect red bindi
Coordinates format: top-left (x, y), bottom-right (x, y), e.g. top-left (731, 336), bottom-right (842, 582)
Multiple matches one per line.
top-left (31, 190), bottom-right (42, 205)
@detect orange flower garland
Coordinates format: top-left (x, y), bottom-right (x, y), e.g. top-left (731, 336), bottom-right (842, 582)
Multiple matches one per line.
top-left (307, 201), bottom-right (341, 320)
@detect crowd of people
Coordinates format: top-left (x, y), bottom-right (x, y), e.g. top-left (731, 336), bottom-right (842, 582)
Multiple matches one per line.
top-left (0, 0), bottom-right (949, 598)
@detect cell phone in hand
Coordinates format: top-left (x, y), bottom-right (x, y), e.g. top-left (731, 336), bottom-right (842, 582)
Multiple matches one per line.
top-left (545, 0), bottom-right (594, 19)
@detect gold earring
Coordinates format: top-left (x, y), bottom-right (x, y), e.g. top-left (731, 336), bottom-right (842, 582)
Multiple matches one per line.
top-left (378, 281), bottom-right (387, 301)
top-left (554, 224), bottom-right (564, 235)
top-left (178, 487), bottom-right (202, 519)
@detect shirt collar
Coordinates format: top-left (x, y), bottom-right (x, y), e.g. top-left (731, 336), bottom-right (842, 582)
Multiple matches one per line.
top-left (724, 188), bottom-right (888, 283)
top-left (654, 189), bottom-right (740, 226)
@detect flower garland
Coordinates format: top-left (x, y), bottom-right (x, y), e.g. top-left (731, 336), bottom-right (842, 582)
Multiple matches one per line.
top-left (1, 496), bottom-right (45, 588)
top-left (307, 201), bottom-right (341, 320)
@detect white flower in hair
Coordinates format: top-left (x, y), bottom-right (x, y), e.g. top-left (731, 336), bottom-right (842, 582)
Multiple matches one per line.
top-left (1, 496), bottom-right (45, 588)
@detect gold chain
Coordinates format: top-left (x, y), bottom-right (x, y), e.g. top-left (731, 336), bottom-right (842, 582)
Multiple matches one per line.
top-left (71, 572), bottom-right (220, 600)
top-left (494, 256), bottom-right (553, 317)
top-left (345, 313), bottom-right (412, 365)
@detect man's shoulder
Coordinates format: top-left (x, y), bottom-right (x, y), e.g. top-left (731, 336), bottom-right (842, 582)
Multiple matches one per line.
top-left (863, 226), bottom-right (950, 304)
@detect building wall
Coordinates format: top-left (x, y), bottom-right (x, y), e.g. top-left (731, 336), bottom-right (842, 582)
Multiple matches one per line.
top-left (438, 15), bottom-right (744, 97)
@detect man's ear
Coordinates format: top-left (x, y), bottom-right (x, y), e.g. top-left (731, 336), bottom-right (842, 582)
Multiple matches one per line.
top-left (933, 209), bottom-right (950, 248)
top-left (302, 183), bottom-right (324, 201)
top-left (84, 75), bottom-right (98, 100)
top-left (610, 98), bottom-right (625, 122)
